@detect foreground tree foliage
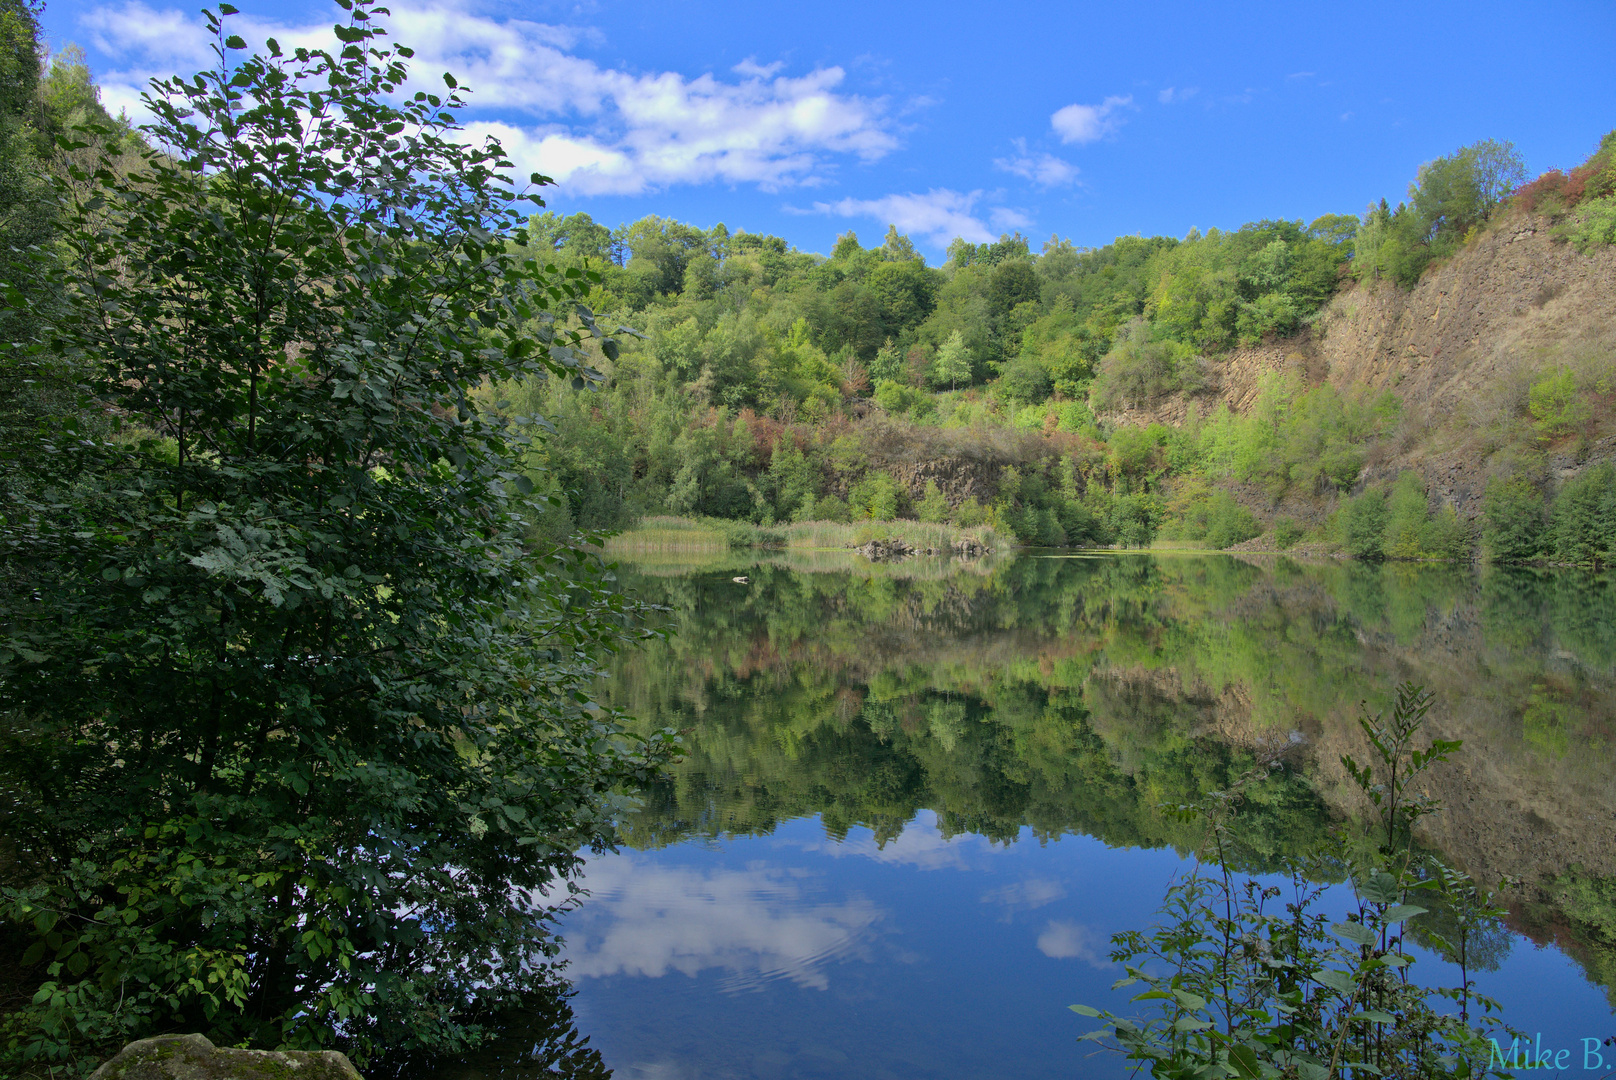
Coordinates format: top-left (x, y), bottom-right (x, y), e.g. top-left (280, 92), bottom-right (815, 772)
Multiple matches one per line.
top-left (0, 1), bottom-right (670, 1071)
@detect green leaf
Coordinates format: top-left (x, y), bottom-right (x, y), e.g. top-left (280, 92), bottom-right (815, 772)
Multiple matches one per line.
top-left (1381, 904), bottom-right (1427, 922)
top-left (1331, 921), bottom-right (1376, 947)
top-left (1316, 969), bottom-right (1356, 994)
top-left (1359, 870), bottom-right (1401, 904)
top-left (1068, 1004), bottom-right (1101, 1017)
top-left (1227, 1044), bottom-right (1263, 1079)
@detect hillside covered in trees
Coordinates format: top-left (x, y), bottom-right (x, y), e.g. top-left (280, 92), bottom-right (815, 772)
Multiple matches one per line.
top-left (505, 133), bottom-right (1616, 562)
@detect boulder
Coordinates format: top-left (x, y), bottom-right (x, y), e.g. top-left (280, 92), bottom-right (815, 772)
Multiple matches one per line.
top-left (88, 1033), bottom-right (362, 1080)
top-left (853, 537), bottom-right (915, 561)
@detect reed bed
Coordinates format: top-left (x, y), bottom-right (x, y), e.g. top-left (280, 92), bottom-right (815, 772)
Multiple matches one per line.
top-left (605, 515), bottom-right (999, 557)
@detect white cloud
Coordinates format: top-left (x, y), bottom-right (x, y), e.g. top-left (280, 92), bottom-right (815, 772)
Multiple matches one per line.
top-left (1050, 94), bottom-right (1132, 144)
top-left (989, 206), bottom-right (1033, 232)
top-left (1157, 86), bottom-right (1199, 105)
top-left (802, 188), bottom-right (1008, 246)
top-left (993, 138), bottom-right (1079, 188)
top-left (1036, 919), bottom-right (1109, 966)
top-left (74, 0), bottom-right (898, 197)
top-left (981, 878), bottom-right (1066, 914)
top-left (560, 854), bottom-right (882, 992)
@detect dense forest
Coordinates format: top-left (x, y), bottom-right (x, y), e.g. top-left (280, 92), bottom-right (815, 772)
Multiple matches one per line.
top-left (501, 133), bottom-right (1616, 561)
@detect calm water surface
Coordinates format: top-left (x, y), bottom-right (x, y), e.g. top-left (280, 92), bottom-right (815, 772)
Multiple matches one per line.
top-left (447, 552), bottom-right (1616, 1079)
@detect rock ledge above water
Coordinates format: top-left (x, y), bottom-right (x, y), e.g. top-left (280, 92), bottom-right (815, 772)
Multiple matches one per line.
top-left (89, 1033), bottom-right (361, 1080)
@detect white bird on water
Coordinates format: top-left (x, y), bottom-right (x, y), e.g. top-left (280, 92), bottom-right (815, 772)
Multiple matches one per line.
top-left (732, 576), bottom-right (749, 584)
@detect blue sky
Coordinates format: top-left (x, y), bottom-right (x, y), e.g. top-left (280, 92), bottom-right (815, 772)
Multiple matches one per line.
top-left (37, 0), bottom-right (1616, 260)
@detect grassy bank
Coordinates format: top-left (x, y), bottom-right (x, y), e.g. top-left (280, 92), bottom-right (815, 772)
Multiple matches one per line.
top-left (603, 515), bottom-right (1000, 558)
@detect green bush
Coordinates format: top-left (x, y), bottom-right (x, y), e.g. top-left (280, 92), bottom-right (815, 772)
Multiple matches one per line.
top-left (1110, 492), bottom-right (1162, 548)
top-left (1560, 194), bottom-right (1616, 252)
top-left (1074, 684), bottom-right (1511, 1079)
top-left (1482, 476), bottom-right (1547, 561)
top-left (0, 8), bottom-right (675, 1066)
top-left (1551, 461), bottom-right (1616, 565)
top-left (1419, 505), bottom-right (1472, 561)
top-left (849, 472), bottom-right (902, 521)
top-left (1273, 517), bottom-right (1304, 549)
top-left (1203, 493), bottom-right (1261, 549)
top-left (954, 496), bottom-right (987, 528)
top-left (1382, 471), bottom-right (1431, 559)
top-left (1528, 367), bottom-right (1590, 441)
top-left (916, 480), bottom-right (950, 523)
top-left (998, 354), bottom-right (1053, 404)
top-left (1091, 320), bottom-right (1203, 411)
top-left (1340, 488), bottom-right (1389, 559)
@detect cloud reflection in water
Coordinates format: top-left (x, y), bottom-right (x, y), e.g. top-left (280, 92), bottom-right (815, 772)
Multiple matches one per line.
top-left (561, 853), bottom-right (882, 993)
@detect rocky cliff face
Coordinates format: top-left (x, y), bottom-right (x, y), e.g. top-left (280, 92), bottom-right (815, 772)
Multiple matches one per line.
top-left (1098, 211), bottom-right (1616, 512)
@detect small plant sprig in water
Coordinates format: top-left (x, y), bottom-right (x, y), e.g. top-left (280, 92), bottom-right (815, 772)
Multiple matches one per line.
top-left (1070, 683), bottom-right (1517, 1079)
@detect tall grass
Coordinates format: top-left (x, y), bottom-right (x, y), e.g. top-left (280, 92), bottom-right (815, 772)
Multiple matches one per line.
top-left (777, 519), bottom-right (998, 552)
top-left (604, 516), bottom-right (1000, 558)
top-left (602, 516), bottom-right (730, 556)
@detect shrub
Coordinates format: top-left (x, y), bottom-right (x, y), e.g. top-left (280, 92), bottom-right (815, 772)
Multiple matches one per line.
top-left (998, 354), bottom-right (1053, 404)
top-left (815, 494), bottom-right (852, 523)
top-left (916, 480), bottom-right (950, 523)
top-left (850, 472), bottom-right (902, 521)
top-left (1057, 500), bottom-right (1109, 547)
top-left (1381, 471), bottom-right (1430, 559)
top-left (1203, 493), bottom-right (1261, 549)
top-left (1110, 492), bottom-right (1162, 548)
top-left (1340, 488), bottom-right (1388, 559)
top-left (1551, 461), bottom-right (1616, 565)
top-left (1559, 195), bottom-right (1616, 253)
top-left (1273, 517), bottom-right (1304, 548)
top-left (1527, 367), bottom-right (1590, 441)
top-left (1091, 319), bottom-right (1203, 411)
top-left (1482, 476), bottom-right (1547, 561)
top-left (1419, 505), bottom-right (1472, 561)
top-left (953, 496), bottom-right (987, 528)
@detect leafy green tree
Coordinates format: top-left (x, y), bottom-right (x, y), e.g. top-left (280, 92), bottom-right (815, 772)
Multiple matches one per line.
top-left (1482, 477), bottom-right (1546, 561)
top-left (931, 328), bottom-right (972, 391)
top-left (916, 480), bottom-right (950, 523)
top-left (1341, 488), bottom-right (1389, 560)
top-left (0, 3), bottom-right (669, 1068)
top-left (1551, 462), bottom-right (1616, 565)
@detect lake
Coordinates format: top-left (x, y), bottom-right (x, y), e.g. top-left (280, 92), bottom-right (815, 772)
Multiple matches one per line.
top-left (436, 551), bottom-right (1616, 1079)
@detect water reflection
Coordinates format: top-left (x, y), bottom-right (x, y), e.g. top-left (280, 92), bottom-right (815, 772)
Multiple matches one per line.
top-left (437, 553), bottom-right (1616, 1078)
top-left (564, 855), bottom-right (881, 992)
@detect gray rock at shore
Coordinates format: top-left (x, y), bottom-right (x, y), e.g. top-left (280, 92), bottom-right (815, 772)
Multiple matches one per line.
top-left (88, 1033), bottom-right (361, 1080)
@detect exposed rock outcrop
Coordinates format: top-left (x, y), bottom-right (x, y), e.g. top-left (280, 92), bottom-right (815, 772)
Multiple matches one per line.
top-left (854, 537), bottom-right (917, 561)
top-left (88, 1033), bottom-right (361, 1080)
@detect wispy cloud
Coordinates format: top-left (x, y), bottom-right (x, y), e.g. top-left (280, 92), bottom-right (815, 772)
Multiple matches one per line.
top-left (799, 188), bottom-right (1015, 246)
top-left (982, 878), bottom-right (1067, 915)
top-left (1036, 920), bottom-right (1109, 966)
top-left (74, 0), bottom-right (899, 197)
top-left (1050, 94), bottom-right (1132, 144)
top-left (563, 854), bottom-right (882, 992)
top-left (1157, 86), bottom-right (1199, 105)
top-left (993, 138), bottom-right (1079, 188)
